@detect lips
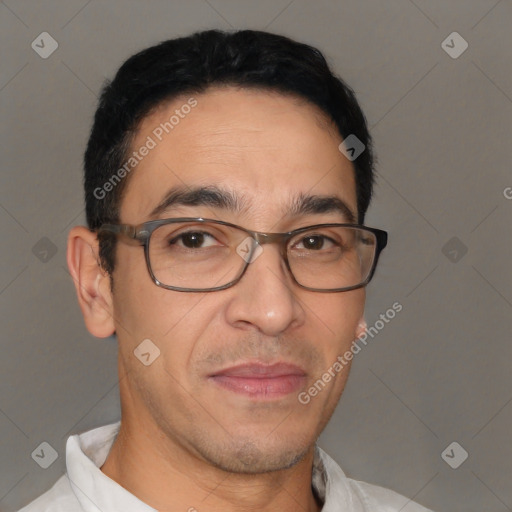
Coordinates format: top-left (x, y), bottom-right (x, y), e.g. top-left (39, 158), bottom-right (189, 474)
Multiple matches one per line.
top-left (209, 362), bottom-right (306, 399)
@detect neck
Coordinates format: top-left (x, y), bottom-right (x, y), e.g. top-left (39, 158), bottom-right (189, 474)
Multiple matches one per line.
top-left (100, 419), bottom-right (322, 512)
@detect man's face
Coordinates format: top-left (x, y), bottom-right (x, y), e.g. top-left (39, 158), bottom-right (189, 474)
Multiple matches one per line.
top-left (112, 86), bottom-right (366, 473)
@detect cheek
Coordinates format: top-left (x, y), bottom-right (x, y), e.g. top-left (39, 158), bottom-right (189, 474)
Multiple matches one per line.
top-left (303, 291), bottom-right (364, 411)
top-left (112, 247), bottom-right (217, 361)
top-left (303, 289), bottom-right (365, 344)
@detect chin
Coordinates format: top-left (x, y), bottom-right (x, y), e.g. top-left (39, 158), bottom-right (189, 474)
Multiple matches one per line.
top-left (195, 433), bottom-right (313, 474)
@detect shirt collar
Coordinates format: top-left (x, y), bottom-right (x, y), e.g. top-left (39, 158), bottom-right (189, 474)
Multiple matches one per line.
top-left (66, 421), bottom-right (156, 511)
top-left (313, 445), bottom-right (366, 512)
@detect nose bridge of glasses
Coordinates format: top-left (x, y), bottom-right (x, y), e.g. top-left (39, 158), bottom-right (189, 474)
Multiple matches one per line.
top-left (250, 231), bottom-right (287, 246)
top-left (240, 232), bottom-right (290, 267)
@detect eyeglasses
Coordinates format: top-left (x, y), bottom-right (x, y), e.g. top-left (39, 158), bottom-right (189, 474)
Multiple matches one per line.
top-left (97, 217), bottom-right (388, 293)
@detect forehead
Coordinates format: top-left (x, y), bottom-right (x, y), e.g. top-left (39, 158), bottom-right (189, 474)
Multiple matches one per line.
top-left (119, 86), bottom-right (357, 227)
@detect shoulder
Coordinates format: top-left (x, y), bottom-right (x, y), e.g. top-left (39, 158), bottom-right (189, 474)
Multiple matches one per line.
top-left (348, 478), bottom-right (434, 512)
top-left (17, 475), bottom-right (80, 512)
top-left (315, 447), bottom-right (433, 512)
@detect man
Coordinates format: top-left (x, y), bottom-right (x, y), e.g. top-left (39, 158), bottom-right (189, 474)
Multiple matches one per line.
top-left (19, 30), bottom-right (432, 511)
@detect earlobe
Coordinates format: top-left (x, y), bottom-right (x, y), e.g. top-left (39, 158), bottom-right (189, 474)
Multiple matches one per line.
top-left (66, 226), bottom-right (116, 338)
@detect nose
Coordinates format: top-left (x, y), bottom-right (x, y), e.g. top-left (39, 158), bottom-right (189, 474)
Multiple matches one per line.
top-left (223, 243), bottom-right (305, 336)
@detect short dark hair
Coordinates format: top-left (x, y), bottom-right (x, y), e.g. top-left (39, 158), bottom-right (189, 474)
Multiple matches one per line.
top-left (84, 29), bottom-right (375, 279)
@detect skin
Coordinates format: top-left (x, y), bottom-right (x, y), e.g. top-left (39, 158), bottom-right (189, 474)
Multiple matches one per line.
top-left (67, 86), bottom-right (368, 512)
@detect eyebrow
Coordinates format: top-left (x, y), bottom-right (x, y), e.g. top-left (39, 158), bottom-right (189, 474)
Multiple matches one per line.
top-left (149, 185), bottom-right (357, 224)
top-left (149, 185), bottom-right (244, 218)
top-left (288, 192), bottom-right (357, 224)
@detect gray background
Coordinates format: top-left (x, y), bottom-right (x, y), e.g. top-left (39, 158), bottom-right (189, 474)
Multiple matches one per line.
top-left (1, 1), bottom-right (511, 511)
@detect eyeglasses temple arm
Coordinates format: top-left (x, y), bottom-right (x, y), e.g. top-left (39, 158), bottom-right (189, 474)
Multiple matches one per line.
top-left (97, 224), bottom-right (138, 239)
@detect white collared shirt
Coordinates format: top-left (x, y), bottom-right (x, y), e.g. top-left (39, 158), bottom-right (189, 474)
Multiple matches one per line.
top-left (18, 422), bottom-right (433, 511)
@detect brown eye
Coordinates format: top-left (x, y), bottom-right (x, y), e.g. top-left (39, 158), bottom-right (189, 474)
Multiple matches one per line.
top-left (169, 231), bottom-right (219, 249)
top-left (301, 235), bottom-right (324, 250)
top-left (295, 234), bottom-right (336, 251)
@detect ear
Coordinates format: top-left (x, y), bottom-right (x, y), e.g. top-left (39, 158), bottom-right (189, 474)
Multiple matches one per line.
top-left (66, 226), bottom-right (116, 338)
top-left (355, 318), bottom-right (367, 339)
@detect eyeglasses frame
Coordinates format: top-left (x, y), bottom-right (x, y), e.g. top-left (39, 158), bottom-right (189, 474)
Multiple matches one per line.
top-left (97, 217), bottom-right (388, 293)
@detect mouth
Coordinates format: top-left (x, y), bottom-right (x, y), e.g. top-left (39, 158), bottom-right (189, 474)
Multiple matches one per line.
top-left (208, 362), bottom-right (307, 399)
